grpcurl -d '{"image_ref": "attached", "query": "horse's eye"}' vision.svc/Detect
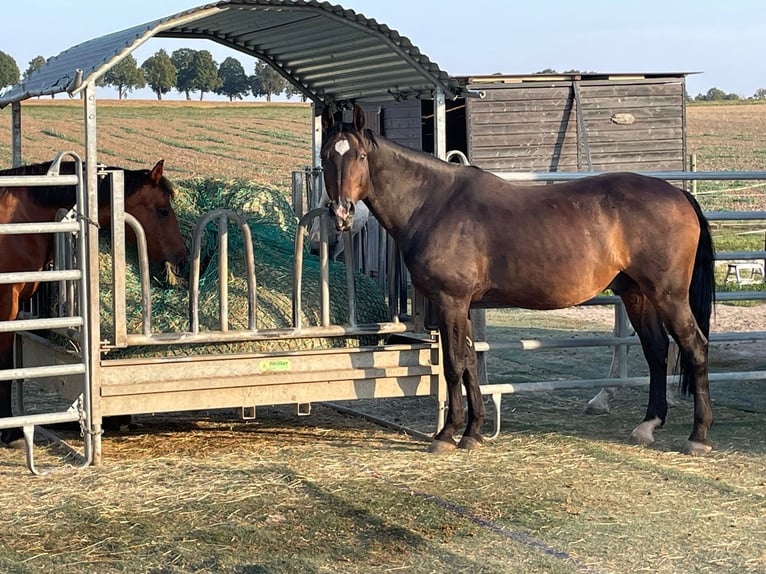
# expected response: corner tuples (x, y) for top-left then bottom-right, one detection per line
(158, 208), (170, 218)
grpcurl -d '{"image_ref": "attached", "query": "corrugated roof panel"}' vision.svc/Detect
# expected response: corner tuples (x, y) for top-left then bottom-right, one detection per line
(0, 0), (462, 108)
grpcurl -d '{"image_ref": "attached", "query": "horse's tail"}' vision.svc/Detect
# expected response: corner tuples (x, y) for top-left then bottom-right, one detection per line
(679, 189), (716, 395)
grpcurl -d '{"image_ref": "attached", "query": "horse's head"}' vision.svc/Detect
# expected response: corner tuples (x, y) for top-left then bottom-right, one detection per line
(320, 104), (373, 232)
(105, 160), (188, 280)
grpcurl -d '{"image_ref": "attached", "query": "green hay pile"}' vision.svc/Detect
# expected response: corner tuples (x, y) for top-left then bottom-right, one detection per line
(98, 179), (390, 358)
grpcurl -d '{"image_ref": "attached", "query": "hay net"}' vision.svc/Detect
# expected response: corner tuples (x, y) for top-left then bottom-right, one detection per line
(98, 179), (390, 357)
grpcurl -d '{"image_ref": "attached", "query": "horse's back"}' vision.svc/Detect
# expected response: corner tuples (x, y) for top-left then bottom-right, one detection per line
(416, 170), (703, 309)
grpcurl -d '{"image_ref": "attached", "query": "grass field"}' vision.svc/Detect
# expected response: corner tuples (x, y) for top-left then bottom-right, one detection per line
(0, 100), (765, 574)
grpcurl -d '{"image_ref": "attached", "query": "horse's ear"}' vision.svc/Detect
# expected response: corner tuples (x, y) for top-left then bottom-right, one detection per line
(150, 160), (165, 183)
(321, 105), (335, 132)
(352, 104), (365, 131)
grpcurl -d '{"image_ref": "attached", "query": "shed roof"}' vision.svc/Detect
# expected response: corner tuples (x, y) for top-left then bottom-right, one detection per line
(454, 72), (693, 87)
(0, 0), (463, 108)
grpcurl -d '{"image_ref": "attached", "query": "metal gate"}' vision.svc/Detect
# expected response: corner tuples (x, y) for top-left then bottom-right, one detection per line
(0, 152), (94, 474)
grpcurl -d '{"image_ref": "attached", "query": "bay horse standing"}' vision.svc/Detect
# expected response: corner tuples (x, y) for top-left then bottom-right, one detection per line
(0, 159), (187, 446)
(320, 105), (715, 456)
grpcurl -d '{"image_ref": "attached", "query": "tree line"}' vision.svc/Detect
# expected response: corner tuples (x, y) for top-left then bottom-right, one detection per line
(0, 48), (301, 102)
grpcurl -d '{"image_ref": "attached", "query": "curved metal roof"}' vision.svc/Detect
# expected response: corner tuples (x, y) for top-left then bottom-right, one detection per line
(0, 0), (463, 108)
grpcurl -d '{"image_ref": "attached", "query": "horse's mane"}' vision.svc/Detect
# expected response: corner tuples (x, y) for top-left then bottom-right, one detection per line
(325, 121), (469, 177)
(0, 161), (174, 207)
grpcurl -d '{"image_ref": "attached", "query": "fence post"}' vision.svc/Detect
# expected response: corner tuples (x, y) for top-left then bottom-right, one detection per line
(690, 153), (697, 195)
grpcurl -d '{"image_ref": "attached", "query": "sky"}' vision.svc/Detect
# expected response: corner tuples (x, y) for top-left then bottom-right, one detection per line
(2, 0), (765, 100)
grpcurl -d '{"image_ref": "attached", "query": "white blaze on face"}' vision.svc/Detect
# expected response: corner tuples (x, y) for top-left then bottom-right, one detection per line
(334, 139), (350, 156)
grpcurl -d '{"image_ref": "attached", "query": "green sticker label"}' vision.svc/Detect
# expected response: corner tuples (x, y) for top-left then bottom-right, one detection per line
(259, 359), (291, 372)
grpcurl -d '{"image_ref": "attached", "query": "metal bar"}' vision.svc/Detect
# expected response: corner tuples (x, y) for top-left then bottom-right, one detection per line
(343, 232), (357, 326)
(0, 363), (85, 383)
(119, 320), (410, 347)
(83, 84), (99, 465)
(110, 170), (128, 346)
(11, 101), (21, 166)
(492, 170), (766, 182)
(322, 402), (432, 442)
(0, 221), (79, 235)
(241, 218), (257, 331)
(474, 370), (766, 397)
(0, 316), (83, 333)
(291, 171), (305, 216)
(320, 212), (330, 327)
(0, 408), (82, 431)
(293, 208), (327, 330)
(475, 330), (766, 353)
(717, 251), (766, 260)
(707, 211), (766, 220)
(0, 269), (81, 284)
(219, 214), (229, 332)
(434, 89), (446, 161)
(0, 174), (80, 186)
(124, 213), (152, 336)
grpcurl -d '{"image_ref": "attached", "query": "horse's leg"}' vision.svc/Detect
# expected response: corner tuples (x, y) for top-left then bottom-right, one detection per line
(429, 298), (469, 454)
(0, 332), (23, 447)
(653, 299), (712, 455)
(0, 284), (24, 447)
(457, 314), (485, 450)
(616, 288), (670, 446)
(585, 309), (628, 415)
(584, 335), (621, 415)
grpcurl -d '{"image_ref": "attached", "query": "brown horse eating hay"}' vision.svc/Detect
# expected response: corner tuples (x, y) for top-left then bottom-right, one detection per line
(320, 104), (715, 456)
(0, 159), (187, 446)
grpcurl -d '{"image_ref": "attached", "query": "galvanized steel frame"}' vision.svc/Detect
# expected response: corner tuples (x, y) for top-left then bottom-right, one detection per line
(0, 152), (95, 474)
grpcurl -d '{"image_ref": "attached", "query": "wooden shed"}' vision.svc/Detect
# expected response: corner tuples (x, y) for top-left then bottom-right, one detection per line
(376, 72), (690, 174)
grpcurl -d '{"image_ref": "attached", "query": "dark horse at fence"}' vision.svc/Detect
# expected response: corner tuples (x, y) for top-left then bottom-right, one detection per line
(321, 105), (716, 456)
(0, 159), (187, 446)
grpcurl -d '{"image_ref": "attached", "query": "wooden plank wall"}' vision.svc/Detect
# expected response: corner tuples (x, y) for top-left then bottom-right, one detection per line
(380, 100), (422, 150)
(465, 78), (686, 173)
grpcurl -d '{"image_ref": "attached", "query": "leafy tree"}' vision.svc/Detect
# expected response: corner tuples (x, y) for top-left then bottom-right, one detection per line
(0, 50), (20, 87)
(99, 54), (145, 99)
(171, 48), (198, 100)
(284, 81), (307, 101)
(694, 87), (741, 102)
(250, 72), (264, 100)
(192, 50), (221, 101)
(142, 49), (176, 100)
(216, 57), (249, 101)
(24, 55), (47, 79)
(754, 88), (766, 100)
(252, 60), (285, 102)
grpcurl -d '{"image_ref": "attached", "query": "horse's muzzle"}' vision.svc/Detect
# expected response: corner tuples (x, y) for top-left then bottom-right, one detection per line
(331, 200), (355, 232)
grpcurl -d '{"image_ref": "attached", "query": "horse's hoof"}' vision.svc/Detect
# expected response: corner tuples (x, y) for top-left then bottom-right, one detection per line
(630, 427), (655, 446)
(630, 418), (662, 446)
(428, 439), (457, 454)
(630, 430), (654, 446)
(3, 437), (26, 450)
(584, 400), (610, 416)
(682, 440), (712, 456)
(458, 435), (484, 450)
(584, 390), (611, 415)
